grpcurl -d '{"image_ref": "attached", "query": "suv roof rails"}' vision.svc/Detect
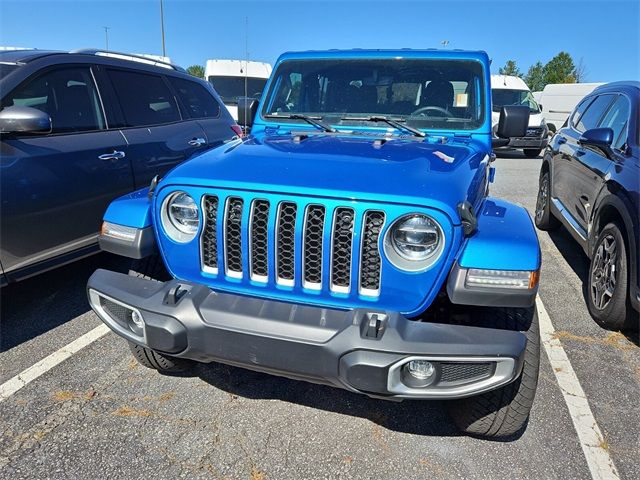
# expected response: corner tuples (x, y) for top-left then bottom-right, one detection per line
(69, 49), (186, 72)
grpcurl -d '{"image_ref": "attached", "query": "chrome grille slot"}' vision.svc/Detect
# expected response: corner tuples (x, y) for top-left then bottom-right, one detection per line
(224, 197), (244, 277)
(276, 202), (297, 285)
(201, 195), (219, 273)
(250, 199), (270, 281)
(331, 207), (355, 292)
(303, 205), (326, 289)
(359, 211), (385, 295)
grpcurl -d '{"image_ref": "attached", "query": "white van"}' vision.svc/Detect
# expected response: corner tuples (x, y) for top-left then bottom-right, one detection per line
(491, 75), (548, 158)
(205, 59), (272, 121)
(536, 83), (604, 132)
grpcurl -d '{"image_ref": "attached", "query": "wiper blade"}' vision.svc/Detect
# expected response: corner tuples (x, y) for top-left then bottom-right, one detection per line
(264, 113), (337, 133)
(341, 116), (427, 138)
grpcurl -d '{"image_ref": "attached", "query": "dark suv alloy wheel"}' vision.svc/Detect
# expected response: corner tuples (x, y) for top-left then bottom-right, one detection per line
(534, 172), (559, 230)
(587, 222), (637, 331)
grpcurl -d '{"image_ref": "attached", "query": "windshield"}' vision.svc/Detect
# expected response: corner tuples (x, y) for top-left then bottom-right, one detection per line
(261, 58), (486, 131)
(208, 76), (268, 105)
(492, 89), (540, 113)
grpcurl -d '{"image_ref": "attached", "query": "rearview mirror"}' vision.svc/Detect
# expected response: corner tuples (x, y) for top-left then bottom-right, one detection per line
(0, 105), (52, 134)
(237, 97), (259, 131)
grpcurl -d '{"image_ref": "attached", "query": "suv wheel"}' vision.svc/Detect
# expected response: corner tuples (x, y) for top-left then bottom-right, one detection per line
(127, 254), (192, 372)
(447, 307), (540, 439)
(587, 222), (636, 331)
(535, 171), (559, 230)
(523, 149), (542, 158)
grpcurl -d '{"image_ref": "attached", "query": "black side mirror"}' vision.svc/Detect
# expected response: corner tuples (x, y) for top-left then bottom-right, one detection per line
(492, 105), (529, 148)
(579, 127), (614, 149)
(237, 97), (259, 131)
(0, 105), (52, 134)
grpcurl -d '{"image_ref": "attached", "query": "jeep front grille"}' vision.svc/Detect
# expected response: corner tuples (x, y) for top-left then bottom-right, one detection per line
(201, 195), (385, 295)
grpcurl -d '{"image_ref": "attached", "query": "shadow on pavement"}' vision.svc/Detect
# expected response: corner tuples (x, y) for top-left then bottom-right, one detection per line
(0, 252), (129, 352)
(192, 361), (527, 441)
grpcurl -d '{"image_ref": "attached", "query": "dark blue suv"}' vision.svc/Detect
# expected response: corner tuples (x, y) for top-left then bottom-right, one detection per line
(535, 81), (640, 331)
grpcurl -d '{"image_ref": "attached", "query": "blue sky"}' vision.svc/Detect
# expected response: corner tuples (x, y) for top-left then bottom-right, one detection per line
(1, 0), (638, 82)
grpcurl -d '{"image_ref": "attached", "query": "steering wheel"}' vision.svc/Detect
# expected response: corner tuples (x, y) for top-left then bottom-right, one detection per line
(411, 106), (453, 118)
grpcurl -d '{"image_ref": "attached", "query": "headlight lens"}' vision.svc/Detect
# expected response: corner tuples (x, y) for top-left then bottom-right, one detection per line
(162, 192), (199, 242)
(384, 214), (444, 271)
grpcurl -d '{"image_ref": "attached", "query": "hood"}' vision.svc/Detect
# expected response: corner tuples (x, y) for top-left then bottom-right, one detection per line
(162, 134), (489, 222)
(491, 111), (544, 128)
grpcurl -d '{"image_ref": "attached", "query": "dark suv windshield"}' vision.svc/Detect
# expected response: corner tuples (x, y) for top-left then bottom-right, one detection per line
(261, 58), (486, 131)
(208, 76), (267, 105)
(492, 89), (540, 113)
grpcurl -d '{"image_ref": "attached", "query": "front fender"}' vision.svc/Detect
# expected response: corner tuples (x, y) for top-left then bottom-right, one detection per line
(99, 188), (156, 259)
(447, 198), (541, 308)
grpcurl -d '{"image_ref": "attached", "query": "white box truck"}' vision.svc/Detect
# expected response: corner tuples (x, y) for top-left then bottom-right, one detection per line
(536, 82), (604, 132)
(205, 59), (272, 121)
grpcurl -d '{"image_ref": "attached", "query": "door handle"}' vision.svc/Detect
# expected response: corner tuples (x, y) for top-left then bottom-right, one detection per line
(188, 137), (206, 147)
(557, 136), (567, 145)
(98, 150), (126, 161)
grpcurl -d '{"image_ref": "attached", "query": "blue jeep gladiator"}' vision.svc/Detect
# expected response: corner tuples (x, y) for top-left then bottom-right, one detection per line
(88, 49), (540, 438)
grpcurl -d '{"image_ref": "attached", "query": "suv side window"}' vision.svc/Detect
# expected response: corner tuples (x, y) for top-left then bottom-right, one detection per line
(598, 95), (630, 150)
(107, 69), (181, 127)
(168, 77), (221, 119)
(570, 98), (592, 130)
(2, 67), (105, 134)
(575, 94), (615, 133)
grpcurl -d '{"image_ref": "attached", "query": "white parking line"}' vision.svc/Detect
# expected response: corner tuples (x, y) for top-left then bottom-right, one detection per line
(0, 324), (110, 403)
(536, 298), (620, 480)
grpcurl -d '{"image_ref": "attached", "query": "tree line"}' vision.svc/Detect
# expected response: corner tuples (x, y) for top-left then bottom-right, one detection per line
(497, 52), (587, 91)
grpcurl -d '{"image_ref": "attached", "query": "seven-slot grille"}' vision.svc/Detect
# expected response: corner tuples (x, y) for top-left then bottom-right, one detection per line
(201, 195), (385, 295)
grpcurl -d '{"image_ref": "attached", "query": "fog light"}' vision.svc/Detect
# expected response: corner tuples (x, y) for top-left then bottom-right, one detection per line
(130, 310), (144, 328)
(407, 360), (435, 380)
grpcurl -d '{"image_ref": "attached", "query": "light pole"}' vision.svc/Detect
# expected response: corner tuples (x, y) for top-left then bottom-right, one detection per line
(103, 26), (110, 51)
(159, 0), (166, 57)
(441, 40), (450, 48)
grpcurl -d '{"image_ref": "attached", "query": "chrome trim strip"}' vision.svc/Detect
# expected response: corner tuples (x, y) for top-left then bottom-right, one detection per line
(551, 197), (587, 241)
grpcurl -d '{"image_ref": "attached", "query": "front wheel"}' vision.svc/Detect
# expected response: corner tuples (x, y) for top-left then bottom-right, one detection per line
(535, 171), (560, 230)
(587, 222), (636, 331)
(128, 342), (191, 373)
(523, 148), (542, 158)
(447, 307), (540, 438)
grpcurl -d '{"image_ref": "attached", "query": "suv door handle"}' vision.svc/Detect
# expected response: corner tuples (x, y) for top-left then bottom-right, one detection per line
(188, 137), (206, 147)
(98, 150), (126, 161)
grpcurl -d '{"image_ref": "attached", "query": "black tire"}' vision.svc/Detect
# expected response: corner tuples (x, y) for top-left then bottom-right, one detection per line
(128, 254), (171, 282)
(127, 255), (191, 372)
(523, 148), (542, 158)
(587, 222), (637, 331)
(447, 307), (540, 439)
(535, 171), (560, 230)
(128, 341), (191, 373)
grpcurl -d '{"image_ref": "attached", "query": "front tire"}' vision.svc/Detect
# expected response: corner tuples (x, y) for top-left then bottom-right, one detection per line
(523, 148), (542, 158)
(127, 254), (192, 372)
(447, 307), (540, 439)
(587, 222), (636, 331)
(535, 171), (560, 230)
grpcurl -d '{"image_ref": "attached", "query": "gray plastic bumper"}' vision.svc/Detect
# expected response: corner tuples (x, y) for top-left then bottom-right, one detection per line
(87, 269), (528, 400)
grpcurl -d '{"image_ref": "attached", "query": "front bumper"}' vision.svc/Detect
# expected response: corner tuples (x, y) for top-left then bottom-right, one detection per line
(87, 269), (527, 400)
(508, 136), (549, 148)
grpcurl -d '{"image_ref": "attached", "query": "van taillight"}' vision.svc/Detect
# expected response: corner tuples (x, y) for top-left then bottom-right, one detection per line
(231, 125), (243, 138)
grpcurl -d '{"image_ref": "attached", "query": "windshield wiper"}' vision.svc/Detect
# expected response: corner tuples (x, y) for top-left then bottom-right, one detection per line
(340, 116), (427, 138)
(264, 113), (337, 133)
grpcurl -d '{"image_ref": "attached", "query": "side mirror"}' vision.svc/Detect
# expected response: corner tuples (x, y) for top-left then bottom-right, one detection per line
(0, 105), (52, 134)
(237, 97), (259, 131)
(579, 127), (614, 150)
(496, 105), (529, 139)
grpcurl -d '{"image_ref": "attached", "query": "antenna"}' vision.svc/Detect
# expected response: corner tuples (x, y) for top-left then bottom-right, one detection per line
(160, 0), (166, 57)
(103, 26), (110, 51)
(244, 16), (249, 131)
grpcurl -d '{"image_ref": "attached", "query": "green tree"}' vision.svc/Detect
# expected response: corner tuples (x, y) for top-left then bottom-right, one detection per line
(542, 52), (576, 85)
(186, 65), (205, 79)
(498, 60), (522, 77)
(524, 61), (545, 91)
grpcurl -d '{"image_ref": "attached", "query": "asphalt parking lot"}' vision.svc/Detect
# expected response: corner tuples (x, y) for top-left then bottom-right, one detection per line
(1, 152), (638, 480)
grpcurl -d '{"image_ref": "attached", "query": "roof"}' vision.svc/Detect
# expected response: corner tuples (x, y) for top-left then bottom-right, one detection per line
(275, 48), (490, 64)
(593, 81), (640, 92)
(490, 75), (529, 90)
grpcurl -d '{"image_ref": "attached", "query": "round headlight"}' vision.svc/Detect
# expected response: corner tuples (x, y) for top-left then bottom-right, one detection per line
(384, 214), (444, 271)
(162, 192), (199, 243)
